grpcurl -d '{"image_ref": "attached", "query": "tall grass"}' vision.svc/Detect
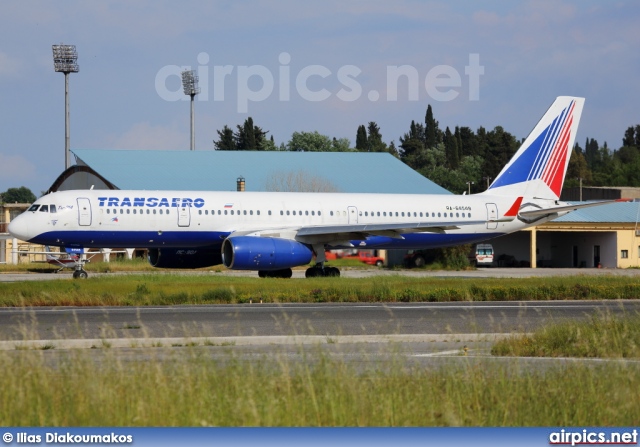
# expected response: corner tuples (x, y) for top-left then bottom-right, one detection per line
(0, 346), (637, 426)
(0, 274), (639, 306)
(492, 314), (640, 358)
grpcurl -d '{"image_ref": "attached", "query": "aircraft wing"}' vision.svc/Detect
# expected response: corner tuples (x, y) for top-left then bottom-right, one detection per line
(294, 219), (487, 242)
(519, 199), (632, 219)
(11, 250), (76, 257)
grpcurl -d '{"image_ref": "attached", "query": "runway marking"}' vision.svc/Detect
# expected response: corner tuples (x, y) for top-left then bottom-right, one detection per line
(412, 349), (467, 357)
(0, 301), (633, 314)
(0, 333), (507, 351)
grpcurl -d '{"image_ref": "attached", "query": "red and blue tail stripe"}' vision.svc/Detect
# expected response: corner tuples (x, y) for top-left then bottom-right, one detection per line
(489, 98), (581, 199)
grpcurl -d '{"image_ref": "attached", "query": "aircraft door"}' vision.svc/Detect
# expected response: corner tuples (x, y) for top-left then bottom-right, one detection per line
(178, 205), (191, 227)
(485, 203), (498, 230)
(347, 206), (358, 224)
(77, 198), (92, 226)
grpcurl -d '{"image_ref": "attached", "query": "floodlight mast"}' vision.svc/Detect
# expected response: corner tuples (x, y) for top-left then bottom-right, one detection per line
(52, 44), (79, 170)
(181, 69), (200, 151)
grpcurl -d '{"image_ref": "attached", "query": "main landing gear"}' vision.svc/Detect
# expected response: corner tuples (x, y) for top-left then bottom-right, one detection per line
(304, 246), (340, 277)
(305, 264), (340, 278)
(72, 258), (89, 279)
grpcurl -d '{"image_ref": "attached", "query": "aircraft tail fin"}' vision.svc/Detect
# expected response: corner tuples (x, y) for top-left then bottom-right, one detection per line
(484, 96), (584, 200)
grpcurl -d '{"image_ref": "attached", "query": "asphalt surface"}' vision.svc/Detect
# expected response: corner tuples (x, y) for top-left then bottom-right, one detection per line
(1, 300), (638, 342)
(1, 268), (639, 370)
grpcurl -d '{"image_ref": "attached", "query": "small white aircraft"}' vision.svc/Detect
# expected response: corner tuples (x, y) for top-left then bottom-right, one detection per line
(12, 246), (92, 277)
(43, 246), (87, 275)
(9, 96), (624, 279)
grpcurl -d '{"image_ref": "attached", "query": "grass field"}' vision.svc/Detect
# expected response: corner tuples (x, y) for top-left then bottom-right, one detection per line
(0, 270), (639, 306)
(1, 263), (639, 426)
(0, 342), (637, 426)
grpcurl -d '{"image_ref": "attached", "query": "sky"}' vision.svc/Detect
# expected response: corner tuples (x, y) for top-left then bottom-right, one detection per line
(0, 0), (638, 195)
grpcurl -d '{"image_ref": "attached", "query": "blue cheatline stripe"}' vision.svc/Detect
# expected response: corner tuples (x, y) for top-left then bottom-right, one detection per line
(347, 232), (504, 249)
(28, 230), (503, 253)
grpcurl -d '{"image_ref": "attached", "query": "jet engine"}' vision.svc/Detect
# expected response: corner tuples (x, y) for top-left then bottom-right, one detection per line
(221, 236), (313, 270)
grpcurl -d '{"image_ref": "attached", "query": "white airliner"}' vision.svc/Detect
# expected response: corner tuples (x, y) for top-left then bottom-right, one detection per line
(9, 96), (622, 278)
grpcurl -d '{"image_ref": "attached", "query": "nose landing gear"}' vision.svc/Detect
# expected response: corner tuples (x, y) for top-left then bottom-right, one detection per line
(72, 269), (88, 279)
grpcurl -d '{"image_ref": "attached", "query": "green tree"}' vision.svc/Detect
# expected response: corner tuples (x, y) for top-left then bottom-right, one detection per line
(331, 137), (352, 152)
(231, 117), (268, 150)
(564, 148), (592, 188)
(287, 131), (333, 152)
(399, 120), (426, 168)
(213, 125), (236, 150)
(457, 126), (479, 157)
(215, 117), (270, 150)
(237, 117), (257, 150)
(480, 126), (518, 183)
(444, 126), (459, 169)
(425, 104), (438, 148)
(1, 186), (36, 204)
(585, 138), (599, 170)
(387, 140), (399, 158)
(366, 122), (388, 153)
(355, 125), (368, 151)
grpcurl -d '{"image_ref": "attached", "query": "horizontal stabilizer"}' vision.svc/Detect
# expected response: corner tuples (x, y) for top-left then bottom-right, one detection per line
(519, 199), (631, 219)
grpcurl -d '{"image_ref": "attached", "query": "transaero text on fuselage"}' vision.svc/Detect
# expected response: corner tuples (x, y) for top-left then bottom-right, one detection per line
(97, 197), (205, 208)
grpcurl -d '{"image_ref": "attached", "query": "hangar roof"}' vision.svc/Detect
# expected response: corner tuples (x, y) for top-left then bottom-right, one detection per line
(70, 149), (452, 195)
(554, 201), (640, 223)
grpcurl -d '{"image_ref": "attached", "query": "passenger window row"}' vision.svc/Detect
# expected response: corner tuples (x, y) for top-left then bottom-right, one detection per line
(105, 208), (170, 215)
(331, 210), (473, 219)
(195, 208), (472, 219)
(30, 204), (472, 221)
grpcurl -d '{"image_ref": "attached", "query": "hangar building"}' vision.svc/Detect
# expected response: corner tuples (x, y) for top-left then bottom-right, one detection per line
(49, 149), (451, 194)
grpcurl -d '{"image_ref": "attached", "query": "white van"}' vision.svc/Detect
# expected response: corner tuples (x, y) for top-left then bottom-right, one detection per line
(473, 244), (494, 267)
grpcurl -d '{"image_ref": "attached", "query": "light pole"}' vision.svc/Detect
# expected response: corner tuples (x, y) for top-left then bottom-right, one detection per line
(52, 44), (79, 170)
(466, 181), (474, 195)
(181, 69), (200, 151)
(579, 177), (583, 201)
(483, 176), (492, 190)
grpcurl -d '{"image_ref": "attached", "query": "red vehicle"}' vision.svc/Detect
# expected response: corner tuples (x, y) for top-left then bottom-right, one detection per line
(358, 251), (384, 267)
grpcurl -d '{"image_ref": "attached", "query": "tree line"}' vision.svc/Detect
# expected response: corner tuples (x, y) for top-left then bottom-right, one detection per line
(566, 125), (640, 188)
(213, 111), (639, 194)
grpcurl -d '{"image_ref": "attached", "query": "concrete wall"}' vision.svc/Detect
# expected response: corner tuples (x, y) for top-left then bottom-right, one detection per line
(616, 230), (640, 269)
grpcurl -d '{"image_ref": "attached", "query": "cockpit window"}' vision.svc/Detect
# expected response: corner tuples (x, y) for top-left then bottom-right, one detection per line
(39, 205), (49, 212)
(49, 205), (57, 214)
(28, 205), (40, 212)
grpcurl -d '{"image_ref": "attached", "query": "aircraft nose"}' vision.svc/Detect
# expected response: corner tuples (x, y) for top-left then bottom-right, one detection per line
(8, 216), (30, 241)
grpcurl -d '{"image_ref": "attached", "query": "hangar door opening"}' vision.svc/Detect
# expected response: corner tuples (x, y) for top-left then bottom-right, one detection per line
(540, 231), (617, 268)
